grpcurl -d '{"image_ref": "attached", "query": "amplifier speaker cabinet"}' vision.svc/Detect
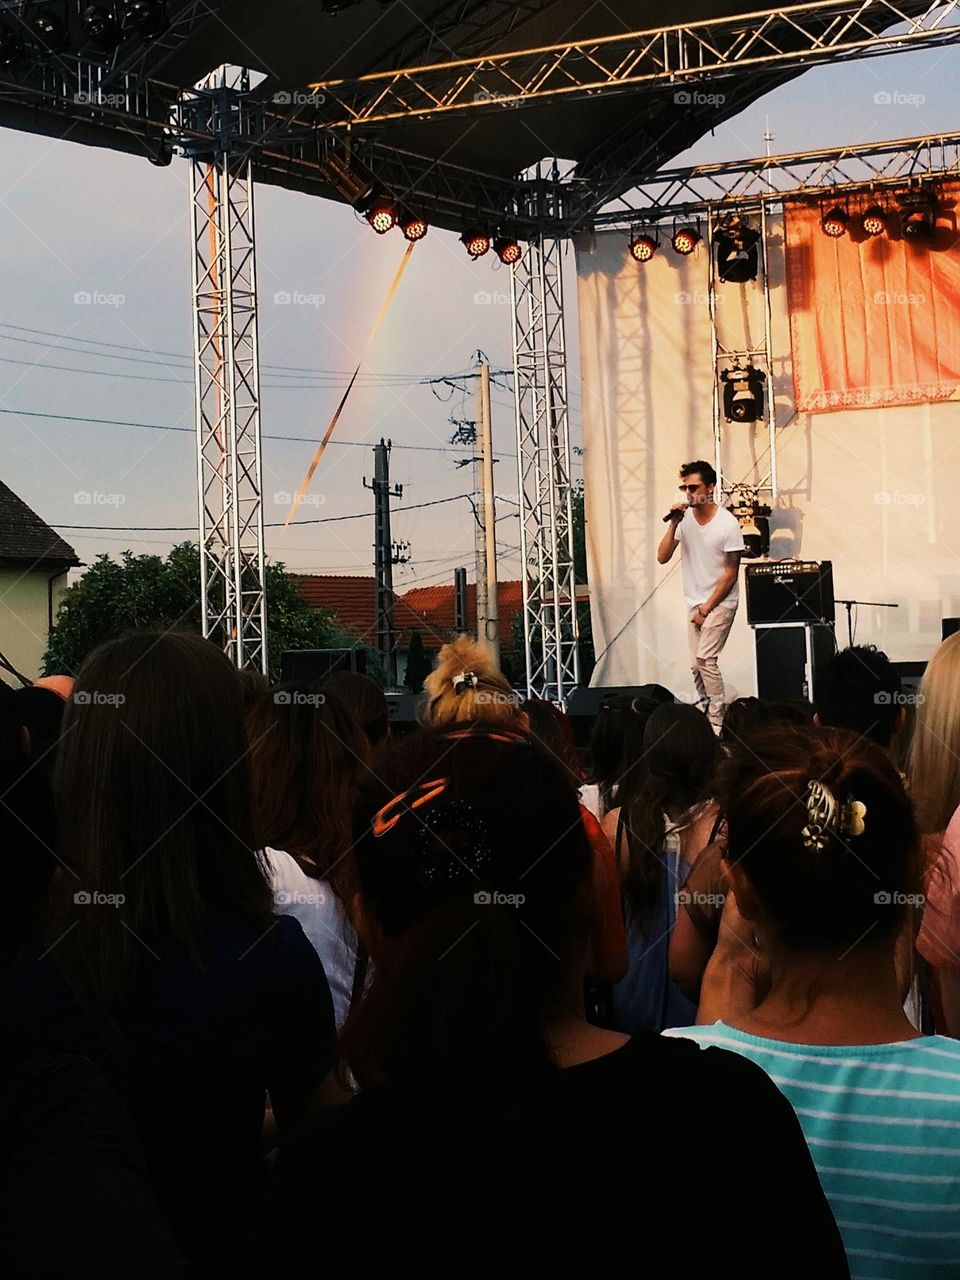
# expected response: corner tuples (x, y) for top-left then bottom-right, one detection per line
(280, 647), (367, 683)
(754, 623), (836, 703)
(746, 560), (835, 626)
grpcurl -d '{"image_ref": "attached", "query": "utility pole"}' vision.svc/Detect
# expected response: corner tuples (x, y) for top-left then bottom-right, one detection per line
(477, 360), (500, 665)
(454, 567), (468, 633)
(363, 439), (406, 688)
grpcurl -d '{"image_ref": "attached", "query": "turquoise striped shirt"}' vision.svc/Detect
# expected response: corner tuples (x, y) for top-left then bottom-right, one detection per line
(664, 1024), (960, 1279)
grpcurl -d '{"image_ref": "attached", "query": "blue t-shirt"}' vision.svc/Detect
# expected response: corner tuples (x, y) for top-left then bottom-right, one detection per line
(666, 1022), (960, 1279)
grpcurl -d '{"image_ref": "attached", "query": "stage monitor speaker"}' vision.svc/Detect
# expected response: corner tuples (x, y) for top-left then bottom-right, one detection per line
(280, 647), (366, 684)
(943, 618), (960, 641)
(754, 624), (835, 703)
(746, 560), (835, 625)
(385, 692), (424, 734)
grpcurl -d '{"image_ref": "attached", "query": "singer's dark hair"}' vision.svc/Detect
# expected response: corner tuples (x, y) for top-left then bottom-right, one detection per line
(680, 460), (717, 487)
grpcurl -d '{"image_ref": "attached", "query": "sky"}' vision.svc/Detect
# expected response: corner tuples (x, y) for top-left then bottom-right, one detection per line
(0, 25), (957, 598)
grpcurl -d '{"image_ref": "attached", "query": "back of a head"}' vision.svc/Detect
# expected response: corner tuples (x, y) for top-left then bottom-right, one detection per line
(245, 681), (371, 893)
(815, 645), (902, 748)
(422, 635), (520, 729)
(721, 697), (813, 753)
(588, 693), (657, 806)
(11, 686), (66, 765)
(725, 725), (920, 952)
(323, 670), (389, 748)
(523, 696), (580, 787)
(56, 632), (272, 1004)
(642, 702), (719, 809)
(342, 726), (592, 1110)
(910, 632), (960, 834)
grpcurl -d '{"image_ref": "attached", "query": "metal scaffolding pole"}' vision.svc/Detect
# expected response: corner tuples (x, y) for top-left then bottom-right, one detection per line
(189, 111), (267, 672)
(512, 234), (580, 702)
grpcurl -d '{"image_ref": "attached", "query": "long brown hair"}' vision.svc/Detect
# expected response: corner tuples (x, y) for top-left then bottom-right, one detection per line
(245, 682), (371, 901)
(54, 632), (274, 1008)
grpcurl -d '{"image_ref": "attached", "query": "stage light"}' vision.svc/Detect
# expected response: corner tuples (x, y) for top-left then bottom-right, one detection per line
(727, 493), (772, 558)
(862, 205), (887, 237)
(900, 189), (937, 240)
(629, 231), (658, 263)
(0, 20), (22, 64)
(494, 235), (521, 265)
(81, 4), (122, 48)
(720, 363), (766, 423)
(672, 224), (701, 256)
(715, 213), (760, 282)
(399, 213), (428, 242)
(821, 206), (849, 238)
(31, 10), (68, 53)
(121, 0), (166, 36)
(365, 200), (397, 234)
(461, 227), (491, 259)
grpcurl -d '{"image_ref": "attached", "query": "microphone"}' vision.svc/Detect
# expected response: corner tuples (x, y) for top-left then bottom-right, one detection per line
(662, 508), (684, 524)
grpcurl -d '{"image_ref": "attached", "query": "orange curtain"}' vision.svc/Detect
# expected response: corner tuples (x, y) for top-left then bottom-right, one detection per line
(785, 185), (960, 413)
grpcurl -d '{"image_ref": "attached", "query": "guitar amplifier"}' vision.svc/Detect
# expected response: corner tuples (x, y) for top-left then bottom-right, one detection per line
(745, 560), (835, 626)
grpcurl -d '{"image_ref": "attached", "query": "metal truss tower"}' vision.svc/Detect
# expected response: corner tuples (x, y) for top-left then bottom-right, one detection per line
(189, 71), (267, 672)
(512, 232), (580, 703)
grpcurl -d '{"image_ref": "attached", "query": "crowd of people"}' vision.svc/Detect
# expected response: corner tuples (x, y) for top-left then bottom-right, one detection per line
(2, 629), (960, 1276)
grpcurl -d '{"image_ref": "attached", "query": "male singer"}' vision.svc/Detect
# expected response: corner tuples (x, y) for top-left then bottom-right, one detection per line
(657, 460), (744, 730)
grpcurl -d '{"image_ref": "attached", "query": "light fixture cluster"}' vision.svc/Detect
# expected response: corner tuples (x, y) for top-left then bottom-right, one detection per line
(628, 218), (702, 264)
(0, 2), (169, 63)
(356, 195), (430, 242)
(459, 225), (522, 264)
(820, 187), (941, 241)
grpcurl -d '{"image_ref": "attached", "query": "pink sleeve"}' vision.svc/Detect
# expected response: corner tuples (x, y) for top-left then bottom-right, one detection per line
(918, 810), (960, 971)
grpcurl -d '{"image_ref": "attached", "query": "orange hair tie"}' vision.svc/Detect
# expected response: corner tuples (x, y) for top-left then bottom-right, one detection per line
(371, 777), (449, 838)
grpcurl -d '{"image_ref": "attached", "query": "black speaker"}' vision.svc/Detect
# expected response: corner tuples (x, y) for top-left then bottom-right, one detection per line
(754, 624), (835, 702)
(943, 618), (960, 641)
(280, 647), (366, 683)
(746, 561), (835, 626)
(385, 692), (424, 734)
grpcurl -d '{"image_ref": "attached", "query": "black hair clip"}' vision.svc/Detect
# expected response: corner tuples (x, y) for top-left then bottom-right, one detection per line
(452, 670), (480, 694)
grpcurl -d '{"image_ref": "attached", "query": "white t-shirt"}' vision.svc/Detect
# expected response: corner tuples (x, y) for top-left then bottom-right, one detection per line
(263, 847), (365, 1029)
(674, 506), (745, 610)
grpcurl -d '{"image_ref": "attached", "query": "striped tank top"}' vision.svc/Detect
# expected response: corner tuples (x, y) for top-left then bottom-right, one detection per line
(664, 1023), (960, 1279)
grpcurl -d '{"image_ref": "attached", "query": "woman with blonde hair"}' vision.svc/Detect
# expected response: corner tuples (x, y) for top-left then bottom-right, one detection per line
(909, 632), (960, 1034)
(422, 635), (524, 729)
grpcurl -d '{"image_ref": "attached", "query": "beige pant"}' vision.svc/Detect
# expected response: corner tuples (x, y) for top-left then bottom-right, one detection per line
(687, 605), (737, 729)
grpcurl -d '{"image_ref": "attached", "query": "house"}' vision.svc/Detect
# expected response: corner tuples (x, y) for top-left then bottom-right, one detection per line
(0, 480), (79, 686)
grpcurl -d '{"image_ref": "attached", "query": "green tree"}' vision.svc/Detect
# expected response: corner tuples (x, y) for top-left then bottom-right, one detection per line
(403, 630), (433, 692)
(43, 542), (380, 683)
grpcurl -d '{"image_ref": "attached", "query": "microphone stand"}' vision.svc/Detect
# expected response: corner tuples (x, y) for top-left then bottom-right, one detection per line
(834, 599), (899, 648)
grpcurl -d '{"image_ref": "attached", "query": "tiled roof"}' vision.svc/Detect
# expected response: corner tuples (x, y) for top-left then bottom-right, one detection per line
(399, 581), (524, 651)
(292, 574), (429, 649)
(0, 480), (79, 568)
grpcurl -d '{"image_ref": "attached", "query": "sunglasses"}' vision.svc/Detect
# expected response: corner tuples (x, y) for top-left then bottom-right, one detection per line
(678, 483), (703, 492)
